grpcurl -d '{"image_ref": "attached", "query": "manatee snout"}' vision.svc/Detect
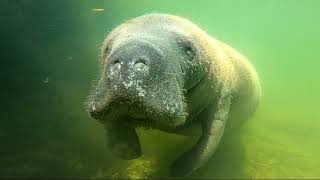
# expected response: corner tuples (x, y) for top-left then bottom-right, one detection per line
(88, 35), (188, 128)
(89, 39), (159, 119)
(106, 38), (163, 83)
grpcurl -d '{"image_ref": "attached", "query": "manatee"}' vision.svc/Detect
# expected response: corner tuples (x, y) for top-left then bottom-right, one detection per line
(87, 13), (261, 177)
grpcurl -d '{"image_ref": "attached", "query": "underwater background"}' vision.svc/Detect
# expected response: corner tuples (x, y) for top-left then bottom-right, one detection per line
(1, 0), (320, 178)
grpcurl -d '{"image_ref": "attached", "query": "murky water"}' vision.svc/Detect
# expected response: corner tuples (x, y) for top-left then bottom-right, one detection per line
(1, 0), (320, 178)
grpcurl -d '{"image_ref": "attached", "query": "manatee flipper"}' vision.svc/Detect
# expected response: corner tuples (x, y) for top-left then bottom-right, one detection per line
(171, 91), (231, 176)
(104, 122), (141, 159)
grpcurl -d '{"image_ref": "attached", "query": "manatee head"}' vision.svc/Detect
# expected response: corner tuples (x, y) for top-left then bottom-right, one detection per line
(87, 14), (210, 130)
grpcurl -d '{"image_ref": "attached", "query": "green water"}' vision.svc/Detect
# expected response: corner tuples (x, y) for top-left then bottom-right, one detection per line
(1, 0), (320, 178)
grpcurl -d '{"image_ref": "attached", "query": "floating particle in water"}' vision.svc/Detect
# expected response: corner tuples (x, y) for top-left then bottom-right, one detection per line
(66, 56), (73, 61)
(92, 8), (105, 13)
(48, 24), (56, 30)
(42, 77), (49, 83)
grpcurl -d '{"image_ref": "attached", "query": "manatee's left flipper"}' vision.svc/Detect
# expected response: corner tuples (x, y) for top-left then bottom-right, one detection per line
(171, 92), (231, 177)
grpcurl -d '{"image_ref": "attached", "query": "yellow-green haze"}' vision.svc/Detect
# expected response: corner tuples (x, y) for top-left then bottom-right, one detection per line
(1, 0), (319, 178)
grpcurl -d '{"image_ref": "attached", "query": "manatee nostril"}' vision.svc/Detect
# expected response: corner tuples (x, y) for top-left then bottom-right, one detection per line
(112, 59), (120, 65)
(134, 57), (148, 71)
(135, 57), (147, 65)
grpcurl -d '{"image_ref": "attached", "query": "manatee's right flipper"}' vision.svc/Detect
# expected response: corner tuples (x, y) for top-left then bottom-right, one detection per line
(104, 122), (141, 159)
(170, 90), (232, 176)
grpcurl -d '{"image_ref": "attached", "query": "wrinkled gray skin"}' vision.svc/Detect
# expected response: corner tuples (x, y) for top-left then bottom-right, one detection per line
(87, 13), (261, 177)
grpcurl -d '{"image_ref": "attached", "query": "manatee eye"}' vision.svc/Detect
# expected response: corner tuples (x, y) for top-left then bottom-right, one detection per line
(104, 46), (112, 56)
(101, 45), (112, 64)
(184, 45), (195, 61)
(177, 38), (196, 61)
